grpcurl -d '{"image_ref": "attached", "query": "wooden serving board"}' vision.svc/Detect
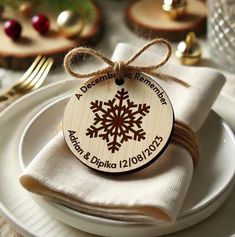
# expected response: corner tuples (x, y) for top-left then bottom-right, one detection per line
(0, 0), (102, 70)
(125, 0), (207, 41)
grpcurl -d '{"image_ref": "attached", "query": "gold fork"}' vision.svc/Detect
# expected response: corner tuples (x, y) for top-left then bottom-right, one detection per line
(0, 55), (54, 112)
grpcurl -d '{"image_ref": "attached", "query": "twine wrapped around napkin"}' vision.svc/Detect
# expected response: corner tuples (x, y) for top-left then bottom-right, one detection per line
(20, 42), (225, 224)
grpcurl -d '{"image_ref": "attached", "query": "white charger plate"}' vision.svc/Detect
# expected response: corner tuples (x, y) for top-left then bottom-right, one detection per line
(213, 92), (235, 130)
(0, 79), (234, 237)
(19, 93), (235, 236)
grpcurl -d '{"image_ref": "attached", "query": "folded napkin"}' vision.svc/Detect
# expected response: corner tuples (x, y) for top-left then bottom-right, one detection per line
(20, 43), (225, 224)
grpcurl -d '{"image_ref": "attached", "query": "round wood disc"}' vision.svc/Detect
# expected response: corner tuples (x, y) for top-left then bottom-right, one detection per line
(63, 71), (174, 174)
(0, 0), (102, 70)
(125, 0), (207, 41)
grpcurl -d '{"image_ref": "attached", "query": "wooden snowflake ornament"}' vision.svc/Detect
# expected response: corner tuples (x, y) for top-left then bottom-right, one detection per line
(63, 72), (174, 174)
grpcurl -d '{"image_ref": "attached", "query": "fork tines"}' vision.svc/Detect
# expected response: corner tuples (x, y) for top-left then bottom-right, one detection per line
(14, 55), (54, 92)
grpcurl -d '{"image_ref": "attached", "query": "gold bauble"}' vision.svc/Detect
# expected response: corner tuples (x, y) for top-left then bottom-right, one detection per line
(175, 32), (202, 65)
(162, 0), (187, 20)
(19, 2), (33, 17)
(57, 10), (84, 38)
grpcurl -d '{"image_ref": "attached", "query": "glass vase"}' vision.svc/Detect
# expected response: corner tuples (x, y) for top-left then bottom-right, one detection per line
(208, 0), (235, 72)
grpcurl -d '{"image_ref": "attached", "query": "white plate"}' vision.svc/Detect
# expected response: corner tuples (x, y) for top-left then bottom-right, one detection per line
(19, 95), (235, 236)
(213, 92), (235, 130)
(0, 80), (235, 237)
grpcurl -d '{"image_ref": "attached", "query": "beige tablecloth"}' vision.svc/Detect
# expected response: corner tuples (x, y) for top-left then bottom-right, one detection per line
(0, 219), (21, 237)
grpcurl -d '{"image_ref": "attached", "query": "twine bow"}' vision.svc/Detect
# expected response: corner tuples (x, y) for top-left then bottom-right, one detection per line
(64, 38), (189, 87)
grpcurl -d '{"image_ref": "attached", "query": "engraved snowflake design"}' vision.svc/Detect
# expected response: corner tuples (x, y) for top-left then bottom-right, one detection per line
(86, 88), (151, 153)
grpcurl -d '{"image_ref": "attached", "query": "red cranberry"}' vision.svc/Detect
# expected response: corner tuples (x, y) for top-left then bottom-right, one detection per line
(4, 20), (22, 40)
(32, 14), (50, 35)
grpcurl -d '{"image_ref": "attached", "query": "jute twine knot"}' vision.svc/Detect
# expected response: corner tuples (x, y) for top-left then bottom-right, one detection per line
(113, 61), (125, 76)
(63, 38), (199, 168)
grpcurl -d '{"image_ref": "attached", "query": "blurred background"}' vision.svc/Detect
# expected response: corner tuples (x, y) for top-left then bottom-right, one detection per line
(0, 0), (234, 124)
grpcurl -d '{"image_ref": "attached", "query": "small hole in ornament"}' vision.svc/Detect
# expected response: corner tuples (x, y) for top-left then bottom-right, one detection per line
(115, 78), (124, 86)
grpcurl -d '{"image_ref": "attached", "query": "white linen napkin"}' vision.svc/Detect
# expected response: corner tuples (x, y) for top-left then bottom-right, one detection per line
(20, 43), (225, 224)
